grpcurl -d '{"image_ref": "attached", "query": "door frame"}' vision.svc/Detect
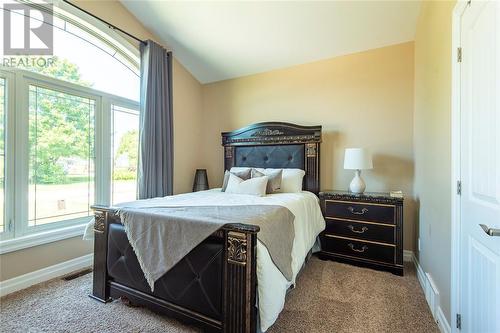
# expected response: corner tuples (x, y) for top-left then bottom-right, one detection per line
(450, 1), (471, 332)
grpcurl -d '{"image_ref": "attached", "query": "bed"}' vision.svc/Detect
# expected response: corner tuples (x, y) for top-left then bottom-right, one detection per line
(89, 122), (324, 332)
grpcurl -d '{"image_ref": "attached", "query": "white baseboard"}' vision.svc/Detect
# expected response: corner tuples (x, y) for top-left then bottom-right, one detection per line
(403, 250), (413, 262)
(436, 306), (452, 333)
(407, 251), (451, 333)
(0, 253), (93, 297)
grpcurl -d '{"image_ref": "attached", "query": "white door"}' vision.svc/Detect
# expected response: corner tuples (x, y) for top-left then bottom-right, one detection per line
(460, 1), (500, 332)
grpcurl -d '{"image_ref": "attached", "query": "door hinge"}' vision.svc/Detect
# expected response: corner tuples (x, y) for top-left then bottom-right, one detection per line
(457, 180), (462, 195)
(456, 313), (462, 330)
(457, 47), (462, 63)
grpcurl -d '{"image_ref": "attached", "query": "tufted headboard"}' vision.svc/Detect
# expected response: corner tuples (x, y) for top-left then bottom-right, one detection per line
(221, 122), (321, 193)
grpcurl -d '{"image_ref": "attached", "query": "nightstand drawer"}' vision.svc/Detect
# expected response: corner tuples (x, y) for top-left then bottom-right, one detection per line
(324, 200), (395, 224)
(321, 235), (395, 264)
(325, 218), (395, 244)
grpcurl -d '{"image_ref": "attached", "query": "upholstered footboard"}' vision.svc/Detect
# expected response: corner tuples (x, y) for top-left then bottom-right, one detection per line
(90, 205), (259, 333)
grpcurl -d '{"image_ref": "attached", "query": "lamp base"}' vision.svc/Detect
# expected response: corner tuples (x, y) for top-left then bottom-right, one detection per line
(349, 170), (366, 194)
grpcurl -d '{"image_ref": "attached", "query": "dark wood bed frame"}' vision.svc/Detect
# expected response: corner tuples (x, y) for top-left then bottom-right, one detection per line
(90, 122), (321, 333)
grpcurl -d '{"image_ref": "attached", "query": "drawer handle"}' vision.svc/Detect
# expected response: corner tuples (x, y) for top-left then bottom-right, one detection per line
(348, 206), (368, 215)
(348, 243), (368, 253)
(348, 225), (368, 234)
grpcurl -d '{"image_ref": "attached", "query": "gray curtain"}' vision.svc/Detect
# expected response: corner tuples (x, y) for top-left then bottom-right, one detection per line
(138, 40), (173, 199)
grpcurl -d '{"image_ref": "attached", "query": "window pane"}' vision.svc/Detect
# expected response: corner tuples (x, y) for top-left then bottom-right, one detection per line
(0, 78), (5, 233)
(112, 105), (139, 205)
(28, 85), (95, 226)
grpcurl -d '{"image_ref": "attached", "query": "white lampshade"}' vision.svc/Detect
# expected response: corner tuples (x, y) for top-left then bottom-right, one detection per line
(344, 148), (373, 170)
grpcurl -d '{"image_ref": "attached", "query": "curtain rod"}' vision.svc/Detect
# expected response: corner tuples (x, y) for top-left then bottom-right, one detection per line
(62, 0), (147, 45)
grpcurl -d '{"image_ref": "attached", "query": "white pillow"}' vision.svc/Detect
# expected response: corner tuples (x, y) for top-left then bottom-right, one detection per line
(252, 168), (305, 193)
(229, 167), (252, 173)
(225, 173), (269, 196)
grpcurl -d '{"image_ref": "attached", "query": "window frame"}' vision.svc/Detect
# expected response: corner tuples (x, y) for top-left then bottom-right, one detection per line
(110, 102), (141, 206)
(22, 72), (102, 235)
(0, 67), (139, 254)
(0, 71), (15, 242)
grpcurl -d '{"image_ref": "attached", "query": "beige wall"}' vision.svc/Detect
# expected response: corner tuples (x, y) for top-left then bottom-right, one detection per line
(202, 42), (416, 251)
(414, 0), (455, 323)
(0, 236), (92, 281)
(0, 0), (204, 282)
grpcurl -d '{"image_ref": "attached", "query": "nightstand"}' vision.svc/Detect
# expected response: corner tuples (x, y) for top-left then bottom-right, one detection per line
(318, 190), (404, 276)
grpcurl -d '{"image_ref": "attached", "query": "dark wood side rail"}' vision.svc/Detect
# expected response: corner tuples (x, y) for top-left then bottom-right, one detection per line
(89, 205), (259, 333)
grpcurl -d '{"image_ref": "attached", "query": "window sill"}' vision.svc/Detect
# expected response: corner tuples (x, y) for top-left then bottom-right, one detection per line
(0, 224), (88, 255)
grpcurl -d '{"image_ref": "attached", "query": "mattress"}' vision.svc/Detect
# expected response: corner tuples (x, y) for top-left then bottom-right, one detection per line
(84, 189), (325, 331)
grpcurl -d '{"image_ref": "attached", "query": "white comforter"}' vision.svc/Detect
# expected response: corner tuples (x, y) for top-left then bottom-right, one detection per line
(84, 189), (325, 331)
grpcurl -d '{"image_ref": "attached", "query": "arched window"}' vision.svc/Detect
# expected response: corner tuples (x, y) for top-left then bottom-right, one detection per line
(4, 0), (140, 100)
(0, 1), (141, 249)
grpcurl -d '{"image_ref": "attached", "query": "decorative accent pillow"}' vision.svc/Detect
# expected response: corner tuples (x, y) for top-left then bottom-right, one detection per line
(251, 168), (282, 194)
(225, 173), (268, 196)
(252, 168), (305, 193)
(280, 168), (305, 193)
(221, 168), (251, 191)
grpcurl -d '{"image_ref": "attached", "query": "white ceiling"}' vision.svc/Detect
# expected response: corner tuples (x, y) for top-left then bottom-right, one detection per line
(121, 1), (421, 84)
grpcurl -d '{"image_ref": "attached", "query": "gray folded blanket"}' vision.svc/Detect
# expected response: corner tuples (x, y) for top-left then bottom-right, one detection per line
(118, 204), (295, 291)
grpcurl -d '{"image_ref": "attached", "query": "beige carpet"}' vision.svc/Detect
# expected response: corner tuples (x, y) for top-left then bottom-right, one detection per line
(0, 257), (438, 333)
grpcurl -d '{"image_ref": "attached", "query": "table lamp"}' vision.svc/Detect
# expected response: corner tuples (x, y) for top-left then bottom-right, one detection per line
(344, 148), (373, 194)
(192, 169), (209, 192)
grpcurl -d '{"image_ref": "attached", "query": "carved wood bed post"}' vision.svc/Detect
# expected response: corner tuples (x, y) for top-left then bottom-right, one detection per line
(222, 224), (259, 333)
(89, 207), (111, 303)
(224, 146), (235, 171)
(305, 142), (320, 193)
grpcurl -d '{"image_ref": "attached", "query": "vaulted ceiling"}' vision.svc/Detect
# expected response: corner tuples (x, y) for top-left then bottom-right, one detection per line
(121, 1), (421, 83)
